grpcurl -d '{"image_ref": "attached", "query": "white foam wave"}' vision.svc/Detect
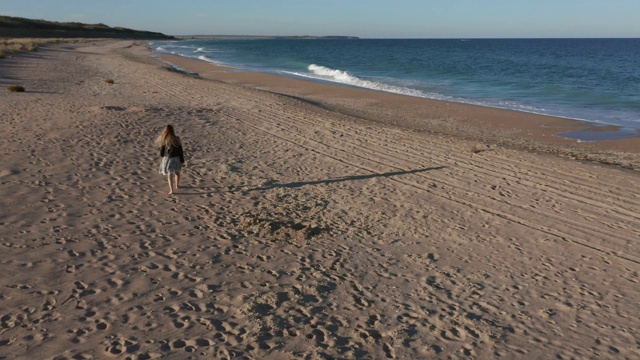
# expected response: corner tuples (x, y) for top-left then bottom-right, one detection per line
(196, 55), (221, 65)
(308, 65), (365, 86)
(301, 64), (429, 98)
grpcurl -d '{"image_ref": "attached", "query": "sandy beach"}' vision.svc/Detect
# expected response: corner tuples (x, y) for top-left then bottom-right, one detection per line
(1, 40), (639, 359)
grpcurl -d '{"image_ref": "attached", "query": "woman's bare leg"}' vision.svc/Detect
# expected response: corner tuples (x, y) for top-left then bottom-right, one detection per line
(175, 171), (181, 189)
(167, 173), (174, 194)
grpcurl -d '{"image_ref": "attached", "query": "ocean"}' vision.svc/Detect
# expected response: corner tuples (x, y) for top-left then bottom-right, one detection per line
(150, 38), (640, 141)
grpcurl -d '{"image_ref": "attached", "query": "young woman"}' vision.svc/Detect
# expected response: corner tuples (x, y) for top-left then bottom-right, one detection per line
(155, 125), (185, 195)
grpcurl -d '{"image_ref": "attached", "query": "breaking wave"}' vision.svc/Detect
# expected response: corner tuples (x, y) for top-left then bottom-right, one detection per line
(299, 64), (428, 98)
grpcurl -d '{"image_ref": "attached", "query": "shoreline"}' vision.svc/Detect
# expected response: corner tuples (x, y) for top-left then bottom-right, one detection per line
(151, 49), (640, 165)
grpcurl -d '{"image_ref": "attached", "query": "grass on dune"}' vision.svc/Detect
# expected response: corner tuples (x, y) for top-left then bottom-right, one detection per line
(0, 38), (96, 59)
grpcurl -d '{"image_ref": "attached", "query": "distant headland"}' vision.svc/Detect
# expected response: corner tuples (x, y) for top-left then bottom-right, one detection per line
(0, 15), (175, 39)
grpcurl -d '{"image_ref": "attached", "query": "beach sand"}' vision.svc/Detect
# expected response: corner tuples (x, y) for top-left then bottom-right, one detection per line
(1, 40), (639, 359)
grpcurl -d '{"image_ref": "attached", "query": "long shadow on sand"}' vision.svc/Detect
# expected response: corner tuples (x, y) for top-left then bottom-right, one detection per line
(169, 185), (218, 196)
(248, 166), (447, 192)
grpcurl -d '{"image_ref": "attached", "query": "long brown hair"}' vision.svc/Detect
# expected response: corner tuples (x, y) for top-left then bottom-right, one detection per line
(155, 125), (181, 148)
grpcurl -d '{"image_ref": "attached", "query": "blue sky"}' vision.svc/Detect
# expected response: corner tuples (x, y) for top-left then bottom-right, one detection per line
(2, 0), (639, 38)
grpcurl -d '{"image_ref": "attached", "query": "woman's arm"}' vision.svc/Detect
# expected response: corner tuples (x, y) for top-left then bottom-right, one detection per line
(178, 146), (185, 164)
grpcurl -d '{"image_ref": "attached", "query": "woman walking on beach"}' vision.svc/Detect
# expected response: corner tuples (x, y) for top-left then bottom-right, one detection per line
(156, 125), (185, 195)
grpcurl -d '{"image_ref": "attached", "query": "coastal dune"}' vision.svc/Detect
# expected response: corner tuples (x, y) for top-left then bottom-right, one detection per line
(1, 41), (639, 359)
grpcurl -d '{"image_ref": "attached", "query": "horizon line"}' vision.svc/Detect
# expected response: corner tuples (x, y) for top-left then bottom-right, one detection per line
(171, 35), (640, 40)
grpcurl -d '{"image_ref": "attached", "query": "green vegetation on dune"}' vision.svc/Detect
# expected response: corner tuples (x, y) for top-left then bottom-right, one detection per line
(0, 15), (175, 39)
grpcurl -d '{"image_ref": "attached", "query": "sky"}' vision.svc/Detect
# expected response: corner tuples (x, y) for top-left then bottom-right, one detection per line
(1, 0), (639, 38)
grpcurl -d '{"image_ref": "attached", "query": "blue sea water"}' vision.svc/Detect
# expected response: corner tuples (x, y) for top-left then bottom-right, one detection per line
(150, 38), (640, 141)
